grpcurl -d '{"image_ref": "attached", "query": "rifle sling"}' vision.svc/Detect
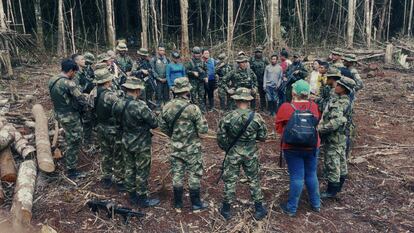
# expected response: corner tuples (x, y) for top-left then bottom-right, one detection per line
(225, 111), (255, 154)
(169, 103), (191, 134)
(49, 76), (65, 93)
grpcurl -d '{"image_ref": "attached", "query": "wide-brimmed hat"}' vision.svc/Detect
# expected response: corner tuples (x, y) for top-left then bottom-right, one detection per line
(116, 42), (128, 51)
(96, 53), (111, 63)
(172, 77), (192, 93)
(337, 77), (356, 92)
(237, 51), (246, 56)
(83, 52), (95, 64)
(93, 69), (114, 84)
(236, 55), (249, 63)
(343, 54), (357, 62)
(171, 51), (180, 59)
(331, 48), (343, 56)
(122, 77), (145, 90)
(231, 87), (254, 101)
(137, 48), (149, 56)
(326, 69), (342, 80)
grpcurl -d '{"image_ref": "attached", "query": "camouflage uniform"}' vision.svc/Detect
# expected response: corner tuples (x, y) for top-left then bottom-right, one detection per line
(49, 74), (88, 171)
(132, 48), (156, 105)
(315, 70), (341, 112)
(115, 43), (133, 73)
(151, 54), (170, 105)
(185, 47), (207, 112)
(249, 48), (269, 110)
(284, 59), (308, 102)
(215, 53), (233, 110)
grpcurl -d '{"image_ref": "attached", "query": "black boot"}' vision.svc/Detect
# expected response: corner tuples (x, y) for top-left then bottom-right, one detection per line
(129, 192), (139, 205)
(137, 194), (160, 208)
(321, 182), (340, 199)
(254, 202), (268, 220)
(173, 186), (184, 211)
(189, 188), (209, 212)
(220, 202), (231, 220)
(338, 175), (347, 192)
(101, 177), (112, 189)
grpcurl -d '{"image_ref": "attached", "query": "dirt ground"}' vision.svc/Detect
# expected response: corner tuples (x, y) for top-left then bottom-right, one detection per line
(0, 62), (413, 233)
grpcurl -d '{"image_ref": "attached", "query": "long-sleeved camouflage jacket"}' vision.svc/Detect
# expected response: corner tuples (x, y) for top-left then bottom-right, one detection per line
(223, 68), (258, 92)
(115, 55), (133, 73)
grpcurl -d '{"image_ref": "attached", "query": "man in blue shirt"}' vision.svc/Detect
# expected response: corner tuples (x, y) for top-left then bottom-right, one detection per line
(166, 51), (186, 91)
(202, 48), (217, 111)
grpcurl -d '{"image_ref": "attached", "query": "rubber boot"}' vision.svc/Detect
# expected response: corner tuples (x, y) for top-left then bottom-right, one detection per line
(173, 186), (184, 211)
(254, 202), (268, 220)
(320, 182), (340, 199)
(129, 192), (139, 205)
(101, 177), (112, 189)
(137, 194), (160, 208)
(338, 175), (347, 192)
(190, 189), (209, 212)
(220, 202), (231, 220)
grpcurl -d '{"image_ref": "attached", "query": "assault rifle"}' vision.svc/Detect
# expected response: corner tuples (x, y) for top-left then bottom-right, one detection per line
(87, 199), (145, 224)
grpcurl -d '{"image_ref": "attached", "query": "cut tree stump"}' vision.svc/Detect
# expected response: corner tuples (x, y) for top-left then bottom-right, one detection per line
(10, 160), (37, 228)
(32, 104), (55, 173)
(0, 147), (17, 182)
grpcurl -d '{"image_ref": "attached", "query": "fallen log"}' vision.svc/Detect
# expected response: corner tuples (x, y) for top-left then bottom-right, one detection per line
(13, 131), (36, 159)
(32, 104), (55, 173)
(0, 147), (17, 182)
(51, 120), (62, 159)
(0, 181), (4, 204)
(10, 160), (37, 227)
(0, 125), (15, 151)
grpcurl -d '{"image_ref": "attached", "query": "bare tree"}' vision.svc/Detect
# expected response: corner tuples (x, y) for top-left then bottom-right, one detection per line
(295, 0), (305, 45)
(105, 0), (115, 48)
(347, 0), (356, 48)
(150, 0), (159, 48)
(140, 0), (148, 48)
(227, 0), (233, 57)
(269, 0), (282, 50)
(0, 0), (7, 30)
(33, 0), (45, 50)
(180, 0), (189, 57)
(409, 0), (414, 36)
(57, 0), (66, 56)
(365, 0), (374, 48)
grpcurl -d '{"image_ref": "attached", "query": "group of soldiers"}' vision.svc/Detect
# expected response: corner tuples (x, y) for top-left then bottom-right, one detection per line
(48, 43), (363, 220)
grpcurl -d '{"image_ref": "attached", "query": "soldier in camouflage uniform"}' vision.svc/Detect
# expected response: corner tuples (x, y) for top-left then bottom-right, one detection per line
(318, 77), (356, 198)
(249, 46), (269, 111)
(115, 77), (159, 207)
(215, 53), (233, 110)
(223, 55), (258, 109)
(342, 54), (364, 92)
(115, 42), (133, 74)
(131, 48), (157, 106)
(151, 45), (170, 107)
(284, 53), (309, 103)
(159, 78), (209, 212)
(93, 69), (126, 191)
(185, 47), (208, 113)
(315, 69), (341, 112)
(329, 48), (345, 69)
(217, 87), (268, 220)
(49, 59), (88, 179)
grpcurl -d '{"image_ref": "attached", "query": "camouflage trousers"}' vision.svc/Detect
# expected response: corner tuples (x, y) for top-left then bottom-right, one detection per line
(81, 110), (95, 144)
(96, 124), (124, 183)
(222, 153), (264, 203)
(123, 144), (152, 195)
(190, 79), (206, 112)
(170, 153), (203, 189)
(218, 87), (229, 111)
(322, 138), (348, 183)
(57, 112), (83, 170)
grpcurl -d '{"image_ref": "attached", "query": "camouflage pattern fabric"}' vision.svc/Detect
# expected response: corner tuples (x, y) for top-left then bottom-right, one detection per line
(184, 58), (207, 112)
(159, 96), (208, 189)
(118, 95), (158, 195)
(349, 67), (364, 92)
(285, 62), (309, 102)
(315, 85), (334, 112)
(116, 55), (133, 72)
(217, 109), (268, 203)
(249, 57), (269, 110)
(216, 62), (233, 110)
(330, 61), (345, 69)
(318, 94), (351, 183)
(132, 58), (155, 103)
(151, 55), (170, 104)
(223, 68), (258, 109)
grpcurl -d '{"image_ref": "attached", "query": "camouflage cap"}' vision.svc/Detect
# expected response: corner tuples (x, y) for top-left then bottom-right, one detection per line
(122, 77), (145, 90)
(137, 48), (149, 56)
(337, 77), (356, 93)
(192, 46), (202, 54)
(171, 51), (180, 59)
(237, 51), (246, 56)
(94, 63), (108, 70)
(172, 77), (192, 93)
(97, 53), (111, 63)
(218, 53), (227, 60)
(254, 46), (263, 53)
(83, 52), (95, 64)
(326, 68), (342, 80)
(236, 55), (249, 63)
(331, 47), (343, 56)
(116, 42), (128, 51)
(231, 87), (254, 101)
(343, 54), (357, 62)
(93, 68), (114, 84)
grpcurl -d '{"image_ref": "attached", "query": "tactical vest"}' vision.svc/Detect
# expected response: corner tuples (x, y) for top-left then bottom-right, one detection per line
(49, 75), (77, 114)
(152, 56), (168, 78)
(250, 57), (267, 78)
(95, 88), (116, 125)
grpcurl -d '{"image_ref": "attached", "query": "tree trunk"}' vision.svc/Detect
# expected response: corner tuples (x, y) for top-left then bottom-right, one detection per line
(0, 125), (15, 151)
(409, 0), (414, 36)
(0, 147), (17, 182)
(347, 0), (356, 48)
(305, 0), (308, 46)
(295, 0), (305, 45)
(18, 0), (25, 34)
(365, 0), (374, 48)
(160, 0), (164, 42)
(269, 0), (282, 50)
(227, 0), (234, 58)
(385, 43), (393, 63)
(206, 0), (212, 42)
(0, 181), (4, 204)
(377, 0), (389, 40)
(32, 104), (55, 173)
(0, 0), (6, 30)
(150, 0), (159, 48)
(403, 0), (407, 35)
(57, 0), (66, 56)
(11, 160), (37, 228)
(386, 0), (392, 41)
(180, 0), (189, 57)
(70, 8), (76, 54)
(33, 0), (45, 51)
(105, 0), (115, 48)
(252, 0), (256, 45)
(140, 0), (149, 48)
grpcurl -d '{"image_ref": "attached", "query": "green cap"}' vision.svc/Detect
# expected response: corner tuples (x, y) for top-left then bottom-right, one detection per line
(137, 48), (149, 56)
(97, 53), (111, 63)
(292, 79), (310, 96)
(116, 42), (128, 51)
(231, 87), (254, 101)
(192, 46), (202, 54)
(326, 69), (342, 80)
(343, 54), (357, 62)
(337, 77), (356, 92)
(122, 77), (145, 90)
(172, 77), (192, 93)
(254, 46), (263, 53)
(93, 69), (114, 84)
(83, 52), (95, 64)
(236, 55), (249, 63)
(331, 48), (343, 56)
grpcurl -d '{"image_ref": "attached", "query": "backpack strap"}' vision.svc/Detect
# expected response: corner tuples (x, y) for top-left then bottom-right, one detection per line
(49, 76), (65, 93)
(225, 111), (255, 154)
(169, 102), (191, 134)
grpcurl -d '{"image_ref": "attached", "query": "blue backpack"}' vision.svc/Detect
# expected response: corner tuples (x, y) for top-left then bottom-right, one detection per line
(282, 102), (318, 147)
